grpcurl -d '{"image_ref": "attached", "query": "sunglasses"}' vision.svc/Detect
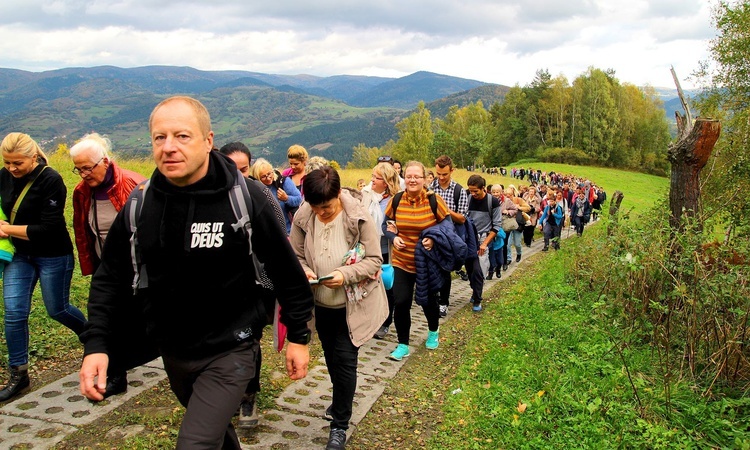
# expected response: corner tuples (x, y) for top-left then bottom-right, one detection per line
(377, 156), (393, 163)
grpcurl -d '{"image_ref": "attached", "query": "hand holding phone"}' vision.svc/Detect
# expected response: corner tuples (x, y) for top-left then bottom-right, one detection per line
(309, 275), (334, 285)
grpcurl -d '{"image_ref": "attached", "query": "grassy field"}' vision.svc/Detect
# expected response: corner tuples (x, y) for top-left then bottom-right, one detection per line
(340, 164), (668, 214)
(4, 152), (716, 449)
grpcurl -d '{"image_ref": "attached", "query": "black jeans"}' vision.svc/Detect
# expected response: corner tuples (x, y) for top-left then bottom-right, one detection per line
(380, 252), (396, 328)
(465, 257), (485, 303)
(393, 267), (440, 345)
(438, 269), (452, 307)
(315, 305), (359, 431)
(162, 341), (259, 450)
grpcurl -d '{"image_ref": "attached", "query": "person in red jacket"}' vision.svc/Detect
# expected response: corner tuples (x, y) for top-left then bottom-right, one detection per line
(71, 132), (145, 397)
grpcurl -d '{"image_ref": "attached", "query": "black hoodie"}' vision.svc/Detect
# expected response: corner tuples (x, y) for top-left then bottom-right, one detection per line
(81, 152), (313, 360)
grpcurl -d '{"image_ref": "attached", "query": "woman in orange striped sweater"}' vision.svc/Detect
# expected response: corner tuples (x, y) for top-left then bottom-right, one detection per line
(383, 161), (450, 361)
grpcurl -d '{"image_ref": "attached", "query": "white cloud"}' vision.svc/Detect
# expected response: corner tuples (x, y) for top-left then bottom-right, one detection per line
(0, 0), (713, 89)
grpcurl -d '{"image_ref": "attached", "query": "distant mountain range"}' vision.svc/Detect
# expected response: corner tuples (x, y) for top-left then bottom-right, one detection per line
(0, 65), (688, 164)
(0, 65), (504, 163)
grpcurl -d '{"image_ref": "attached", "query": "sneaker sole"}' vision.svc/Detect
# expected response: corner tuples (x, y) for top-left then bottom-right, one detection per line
(389, 353), (409, 361)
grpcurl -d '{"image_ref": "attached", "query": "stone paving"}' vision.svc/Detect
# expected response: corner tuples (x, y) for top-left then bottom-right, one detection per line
(0, 233), (555, 449)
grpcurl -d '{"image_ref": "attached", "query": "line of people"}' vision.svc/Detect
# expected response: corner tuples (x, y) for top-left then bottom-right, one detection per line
(1, 98), (606, 449)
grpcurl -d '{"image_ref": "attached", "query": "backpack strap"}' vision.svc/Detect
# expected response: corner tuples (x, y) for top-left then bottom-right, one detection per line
(391, 191), (439, 220)
(486, 193), (494, 223)
(10, 165), (47, 224)
(391, 191), (404, 218)
(428, 193), (438, 218)
(127, 179), (150, 294)
(452, 183), (463, 211)
(227, 172), (266, 287)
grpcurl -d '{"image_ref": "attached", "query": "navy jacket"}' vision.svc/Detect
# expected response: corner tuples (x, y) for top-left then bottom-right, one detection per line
(414, 218), (467, 305)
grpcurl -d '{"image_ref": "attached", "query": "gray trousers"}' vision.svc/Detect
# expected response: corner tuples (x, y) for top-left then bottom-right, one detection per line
(162, 340), (259, 450)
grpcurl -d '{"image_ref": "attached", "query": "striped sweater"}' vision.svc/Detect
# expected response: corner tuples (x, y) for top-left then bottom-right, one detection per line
(384, 190), (449, 273)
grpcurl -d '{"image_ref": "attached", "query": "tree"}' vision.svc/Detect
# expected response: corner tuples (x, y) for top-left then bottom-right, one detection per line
(571, 67), (620, 163)
(393, 101), (434, 164)
(347, 143), (382, 169)
(693, 0), (750, 238)
(487, 86), (529, 164)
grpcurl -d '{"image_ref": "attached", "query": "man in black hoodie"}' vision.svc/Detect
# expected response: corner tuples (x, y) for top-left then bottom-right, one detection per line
(78, 96), (314, 449)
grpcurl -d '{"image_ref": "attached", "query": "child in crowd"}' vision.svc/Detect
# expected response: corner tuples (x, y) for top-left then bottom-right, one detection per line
(357, 178), (366, 190)
(487, 227), (506, 280)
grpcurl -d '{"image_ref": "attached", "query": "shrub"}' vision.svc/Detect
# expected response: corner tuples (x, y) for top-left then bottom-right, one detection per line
(537, 147), (594, 166)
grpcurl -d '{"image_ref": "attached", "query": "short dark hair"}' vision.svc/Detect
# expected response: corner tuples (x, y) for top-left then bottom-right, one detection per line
(218, 142), (252, 161)
(435, 155), (453, 169)
(467, 174), (486, 189)
(302, 166), (341, 206)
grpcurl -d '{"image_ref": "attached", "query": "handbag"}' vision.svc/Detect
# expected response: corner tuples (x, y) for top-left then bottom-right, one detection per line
(515, 209), (527, 228)
(381, 263), (394, 290)
(502, 215), (519, 232)
(381, 244), (394, 290)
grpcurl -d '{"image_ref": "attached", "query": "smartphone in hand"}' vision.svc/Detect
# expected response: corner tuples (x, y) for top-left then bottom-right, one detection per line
(309, 275), (334, 285)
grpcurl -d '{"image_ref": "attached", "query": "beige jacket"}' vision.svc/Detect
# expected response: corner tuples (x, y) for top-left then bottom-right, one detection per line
(290, 189), (388, 347)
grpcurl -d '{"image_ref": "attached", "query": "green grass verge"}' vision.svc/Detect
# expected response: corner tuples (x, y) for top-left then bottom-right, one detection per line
(428, 229), (750, 449)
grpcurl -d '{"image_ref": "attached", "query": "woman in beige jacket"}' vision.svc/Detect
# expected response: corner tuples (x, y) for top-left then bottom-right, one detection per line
(290, 166), (388, 449)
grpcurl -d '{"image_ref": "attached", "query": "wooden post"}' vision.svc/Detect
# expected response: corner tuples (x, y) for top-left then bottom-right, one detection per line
(607, 190), (624, 235)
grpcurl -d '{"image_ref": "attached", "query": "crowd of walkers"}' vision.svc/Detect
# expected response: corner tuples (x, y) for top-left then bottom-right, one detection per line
(0, 97), (606, 449)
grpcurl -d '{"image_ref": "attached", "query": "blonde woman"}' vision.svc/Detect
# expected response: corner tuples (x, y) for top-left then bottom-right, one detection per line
(0, 133), (86, 402)
(251, 158), (302, 234)
(361, 162), (401, 339)
(522, 186), (542, 247)
(282, 144), (308, 192)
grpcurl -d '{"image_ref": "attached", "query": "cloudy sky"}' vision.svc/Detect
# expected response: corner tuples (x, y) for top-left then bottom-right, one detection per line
(0, 0), (714, 89)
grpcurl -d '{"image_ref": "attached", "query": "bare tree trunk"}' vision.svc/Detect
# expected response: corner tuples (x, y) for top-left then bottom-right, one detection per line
(667, 67), (721, 232)
(667, 117), (721, 231)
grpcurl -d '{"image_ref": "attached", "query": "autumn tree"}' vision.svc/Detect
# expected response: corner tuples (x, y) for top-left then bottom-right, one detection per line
(393, 101), (434, 163)
(693, 0), (750, 237)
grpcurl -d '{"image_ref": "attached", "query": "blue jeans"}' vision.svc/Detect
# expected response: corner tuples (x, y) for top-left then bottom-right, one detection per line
(507, 230), (523, 261)
(3, 253), (85, 366)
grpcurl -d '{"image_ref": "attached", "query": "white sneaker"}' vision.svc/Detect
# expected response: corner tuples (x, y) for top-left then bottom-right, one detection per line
(439, 305), (448, 317)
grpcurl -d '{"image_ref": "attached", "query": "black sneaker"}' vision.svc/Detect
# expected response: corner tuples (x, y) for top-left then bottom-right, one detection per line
(373, 325), (389, 340)
(457, 269), (469, 281)
(326, 428), (347, 450)
(238, 393), (259, 428)
(323, 404), (333, 421)
(103, 373), (128, 399)
(486, 271), (493, 280)
(502, 263), (509, 271)
(516, 255), (521, 263)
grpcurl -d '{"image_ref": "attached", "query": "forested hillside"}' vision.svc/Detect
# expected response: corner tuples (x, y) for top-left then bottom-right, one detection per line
(353, 68), (673, 176)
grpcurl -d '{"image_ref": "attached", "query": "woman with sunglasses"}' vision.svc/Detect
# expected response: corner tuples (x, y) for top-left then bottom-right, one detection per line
(0, 132), (86, 402)
(251, 158), (302, 234)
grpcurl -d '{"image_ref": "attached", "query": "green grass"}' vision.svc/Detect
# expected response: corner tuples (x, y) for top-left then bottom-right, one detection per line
(423, 229), (750, 450)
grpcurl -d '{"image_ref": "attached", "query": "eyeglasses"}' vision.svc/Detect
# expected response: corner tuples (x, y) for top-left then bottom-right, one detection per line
(404, 176), (424, 181)
(72, 158), (104, 176)
(377, 156), (393, 163)
(371, 174), (383, 181)
(260, 172), (275, 180)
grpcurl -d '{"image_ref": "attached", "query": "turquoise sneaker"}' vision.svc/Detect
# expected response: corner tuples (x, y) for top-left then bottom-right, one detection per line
(425, 330), (439, 349)
(389, 344), (410, 361)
